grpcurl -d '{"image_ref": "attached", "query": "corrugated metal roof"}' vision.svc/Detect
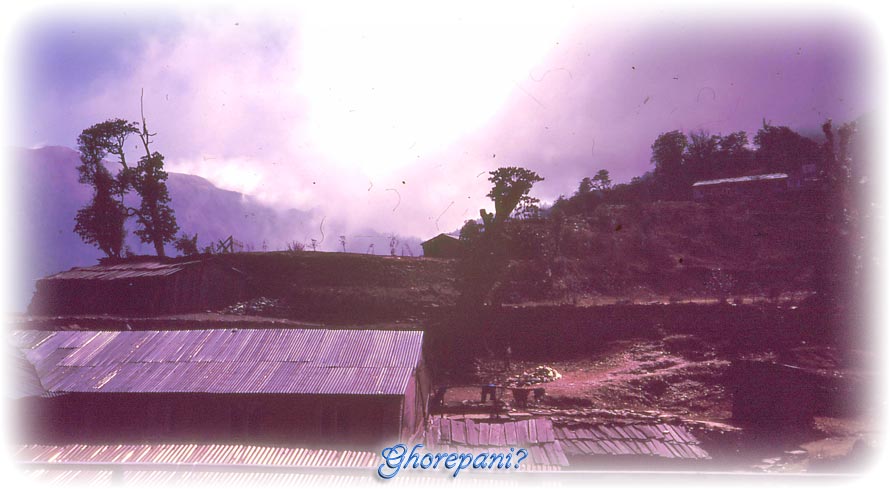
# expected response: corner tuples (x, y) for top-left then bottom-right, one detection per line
(15, 444), (378, 468)
(15, 444), (379, 486)
(692, 173), (788, 187)
(13, 329), (423, 396)
(428, 418), (567, 469)
(420, 233), (460, 246)
(44, 261), (201, 281)
(16, 444), (536, 485)
(554, 423), (710, 460)
(19, 470), (503, 486)
(10, 347), (46, 399)
(120, 472), (371, 486)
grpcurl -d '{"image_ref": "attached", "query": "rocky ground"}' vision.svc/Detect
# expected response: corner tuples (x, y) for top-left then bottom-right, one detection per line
(438, 336), (877, 473)
(464, 339), (731, 422)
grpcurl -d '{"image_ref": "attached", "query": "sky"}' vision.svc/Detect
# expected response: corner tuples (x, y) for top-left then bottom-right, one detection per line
(10, 2), (874, 244)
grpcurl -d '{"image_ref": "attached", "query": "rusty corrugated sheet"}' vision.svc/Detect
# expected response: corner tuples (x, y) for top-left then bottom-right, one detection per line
(15, 444), (378, 468)
(428, 418), (567, 469)
(11, 347), (45, 399)
(554, 423), (710, 460)
(13, 329), (423, 396)
(20, 470), (528, 486)
(692, 172), (788, 187)
(44, 261), (199, 281)
(16, 445), (544, 484)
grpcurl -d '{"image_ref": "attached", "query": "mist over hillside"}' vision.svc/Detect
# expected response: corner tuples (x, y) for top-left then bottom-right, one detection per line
(14, 146), (423, 310)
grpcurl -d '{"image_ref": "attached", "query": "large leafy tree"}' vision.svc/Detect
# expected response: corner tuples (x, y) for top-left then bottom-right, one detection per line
(715, 131), (753, 176)
(131, 150), (179, 256)
(753, 123), (820, 173)
(457, 166), (544, 308)
(577, 177), (594, 196)
(132, 93), (179, 256)
(73, 152), (127, 258)
(591, 169), (612, 191)
(486, 166), (544, 225)
(650, 130), (688, 199)
(684, 130), (720, 181)
(130, 96), (179, 257)
(72, 119), (139, 258)
(72, 95), (179, 258)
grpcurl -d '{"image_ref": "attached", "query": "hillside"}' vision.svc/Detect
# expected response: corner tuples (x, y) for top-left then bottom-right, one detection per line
(14, 146), (423, 311)
(214, 251), (458, 323)
(18, 195), (828, 323)
(497, 194), (828, 304)
(200, 196), (828, 322)
(16, 145), (311, 284)
(17, 146), (834, 316)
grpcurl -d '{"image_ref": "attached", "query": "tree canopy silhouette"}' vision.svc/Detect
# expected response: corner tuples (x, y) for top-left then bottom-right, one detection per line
(131, 93), (179, 257)
(457, 166), (544, 309)
(754, 123), (820, 173)
(72, 95), (179, 258)
(650, 130), (687, 199)
(485, 166), (544, 225)
(73, 156), (127, 259)
(73, 119), (139, 258)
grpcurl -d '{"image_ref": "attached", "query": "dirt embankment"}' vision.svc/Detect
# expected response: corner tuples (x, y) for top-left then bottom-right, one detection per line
(423, 301), (857, 372)
(213, 251), (459, 323)
(498, 196), (832, 303)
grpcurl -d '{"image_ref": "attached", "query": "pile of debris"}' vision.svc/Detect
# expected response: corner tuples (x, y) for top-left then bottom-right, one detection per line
(505, 365), (562, 387)
(221, 297), (283, 316)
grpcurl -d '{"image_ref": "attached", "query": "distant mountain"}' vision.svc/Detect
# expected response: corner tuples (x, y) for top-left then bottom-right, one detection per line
(15, 146), (318, 309)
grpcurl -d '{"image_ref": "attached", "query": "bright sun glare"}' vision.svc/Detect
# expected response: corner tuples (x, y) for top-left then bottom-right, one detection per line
(296, 5), (577, 179)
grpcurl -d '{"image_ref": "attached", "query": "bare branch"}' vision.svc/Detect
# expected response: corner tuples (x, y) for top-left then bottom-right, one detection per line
(139, 88), (154, 158)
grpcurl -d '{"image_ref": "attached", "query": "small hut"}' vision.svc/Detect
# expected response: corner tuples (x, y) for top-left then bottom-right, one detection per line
(420, 234), (464, 258)
(28, 259), (247, 316)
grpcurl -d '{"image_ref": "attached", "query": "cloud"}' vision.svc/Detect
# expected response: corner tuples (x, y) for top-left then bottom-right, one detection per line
(19, 5), (872, 244)
(458, 12), (871, 200)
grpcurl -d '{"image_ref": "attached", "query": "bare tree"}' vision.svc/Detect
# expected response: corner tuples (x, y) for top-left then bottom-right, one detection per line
(130, 90), (179, 256)
(389, 234), (399, 256)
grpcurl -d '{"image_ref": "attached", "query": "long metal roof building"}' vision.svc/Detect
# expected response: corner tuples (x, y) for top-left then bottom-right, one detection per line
(691, 173), (788, 187)
(14, 329), (424, 396)
(16, 443), (378, 468)
(15, 328), (430, 447)
(41, 261), (200, 281)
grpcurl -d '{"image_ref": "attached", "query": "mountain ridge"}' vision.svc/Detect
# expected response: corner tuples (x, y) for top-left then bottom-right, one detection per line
(14, 146), (421, 310)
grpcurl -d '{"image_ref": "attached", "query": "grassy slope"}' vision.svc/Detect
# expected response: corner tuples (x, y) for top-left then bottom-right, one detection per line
(204, 193), (826, 318)
(501, 192), (828, 302)
(214, 251), (458, 322)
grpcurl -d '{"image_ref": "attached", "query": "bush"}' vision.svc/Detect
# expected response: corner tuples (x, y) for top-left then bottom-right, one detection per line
(173, 233), (199, 256)
(286, 240), (306, 252)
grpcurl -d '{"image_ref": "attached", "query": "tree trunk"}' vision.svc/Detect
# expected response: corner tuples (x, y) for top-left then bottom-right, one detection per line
(154, 239), (166, 258)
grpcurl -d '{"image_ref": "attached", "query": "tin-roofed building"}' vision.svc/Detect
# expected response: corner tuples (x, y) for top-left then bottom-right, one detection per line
(427, 417), (569, 470)
(14, 328), (430, 449)
(14, 443), (381, 485)
(691, 173), (789, 201)
(28, 259), (247, 316)
(420, 234), (464, 258)
(554, 422), (710, 467)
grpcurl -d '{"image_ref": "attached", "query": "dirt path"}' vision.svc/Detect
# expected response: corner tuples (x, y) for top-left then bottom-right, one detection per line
(460, 339), (732, 422)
